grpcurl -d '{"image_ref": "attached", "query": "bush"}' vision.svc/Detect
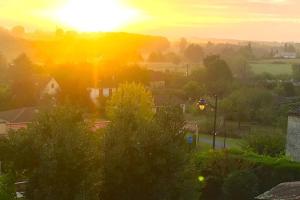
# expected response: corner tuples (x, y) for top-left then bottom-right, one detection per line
(195, 150), (300, 199)
(0, 174), (16, 200)
(196, 151), (252, 200)
(242, 131), (286, 157)
(222, 170), (259, 200)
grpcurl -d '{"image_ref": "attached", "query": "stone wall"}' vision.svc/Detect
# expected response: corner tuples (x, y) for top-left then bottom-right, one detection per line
(286, 116), (300, 162)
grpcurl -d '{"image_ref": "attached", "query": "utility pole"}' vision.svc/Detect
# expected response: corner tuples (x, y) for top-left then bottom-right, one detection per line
(212, 95), (218, 150)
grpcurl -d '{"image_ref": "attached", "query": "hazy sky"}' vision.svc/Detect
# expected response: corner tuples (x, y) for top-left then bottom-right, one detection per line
(1, 0), (300, 41)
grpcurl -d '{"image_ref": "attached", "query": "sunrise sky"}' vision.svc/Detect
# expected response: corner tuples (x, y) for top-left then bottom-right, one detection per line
(0, 0), (300, 41)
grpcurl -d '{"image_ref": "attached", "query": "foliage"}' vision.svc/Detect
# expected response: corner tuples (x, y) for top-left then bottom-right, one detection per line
(292, 63), (300, 81)
(8, 54), (37, 107)
(275, 82), (295, 97)
(222, 170), (258, 200)
(182, 81), (204, 100)
(0, 174), (16, 200)
(242, 131), (286, 157)
(106, 82), (154, 124)
(195, 150), (300, 200)
(184, 44), (204, 63)
(196, 150), (252, 200)
(0, 106), (101, 200)
(0, 84), (11, 110)
(203, 55), (233, 96)
(102, 86), (191, 199)
(220, 87), (276, 125)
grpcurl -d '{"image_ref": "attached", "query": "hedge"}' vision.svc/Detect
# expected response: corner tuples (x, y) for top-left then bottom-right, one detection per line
(195, 149), (300, 200)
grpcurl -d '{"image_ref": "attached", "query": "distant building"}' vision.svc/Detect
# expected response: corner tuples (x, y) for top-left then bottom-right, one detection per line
(286, 108), (300, 161)
(274, 52), (297, 59)
(87, 87), (116, 106)
(34, 75), (61, 99)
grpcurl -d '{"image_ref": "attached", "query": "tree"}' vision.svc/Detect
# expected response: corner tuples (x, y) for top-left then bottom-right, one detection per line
(203, 55), (233, 96)
(0, 106), (101, 200)
(0, 84), (11, 110)
(102, 84), (189, 199)
(147, 52), (166, 62)
(9, 54), (36, 107)
(0, 54), (7, 81)
(184, 44), (203, 63)
(106, 82), (154, 125)
(178, 38), (188, 52)
(220, 87), (275, 126)
(183, 81), (204, 100)
(292, 63), (300, 81)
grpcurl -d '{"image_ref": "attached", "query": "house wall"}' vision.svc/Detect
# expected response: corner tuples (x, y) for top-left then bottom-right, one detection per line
(286, 116), (300, 161)
(42, 79), (60, 96)
(0, 123), (7, 136)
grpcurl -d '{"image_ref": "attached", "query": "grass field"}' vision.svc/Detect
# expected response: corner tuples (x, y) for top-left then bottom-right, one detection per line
(249, 58), (300, 75)
(196, 133), (242, 151)
(250, 63), (292, 75)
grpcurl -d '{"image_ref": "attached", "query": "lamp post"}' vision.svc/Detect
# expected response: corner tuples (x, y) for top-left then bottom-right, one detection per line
(198, 95), (218, 150)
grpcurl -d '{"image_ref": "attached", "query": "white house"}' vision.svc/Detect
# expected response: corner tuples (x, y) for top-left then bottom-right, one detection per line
(34, 75), (61, 99)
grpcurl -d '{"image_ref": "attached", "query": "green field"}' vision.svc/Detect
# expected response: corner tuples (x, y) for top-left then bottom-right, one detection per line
(250, 63), (292, 75)
(248, 58), (300, 75)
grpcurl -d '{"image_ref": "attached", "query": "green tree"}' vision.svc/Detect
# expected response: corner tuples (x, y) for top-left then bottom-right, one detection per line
(242, 130), (286, 157)
(102, 84), (189, 199)
(0, 54), (7, 81)
(292, 63), (300, 81)
(184, 44), (203, 63)
(221, 87), (275, 126)
(106, 82), (154, 124)
(203, 55), (233, 96)
(182, 81), (204, 100)
(0, 85), (11, 110)
(8, 54), (36, 107)
(0, 106), (101, 200)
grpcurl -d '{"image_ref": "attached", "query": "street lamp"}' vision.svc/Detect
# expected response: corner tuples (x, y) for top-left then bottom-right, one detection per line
(198, 95), (218, 150)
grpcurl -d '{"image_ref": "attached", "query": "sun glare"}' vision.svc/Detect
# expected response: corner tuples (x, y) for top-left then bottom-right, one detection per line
(54, 0), (139, 32)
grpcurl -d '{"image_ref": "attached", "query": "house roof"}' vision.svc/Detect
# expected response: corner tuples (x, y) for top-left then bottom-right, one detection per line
(0, 107), (39, 123)
(256, 182), (300, 200)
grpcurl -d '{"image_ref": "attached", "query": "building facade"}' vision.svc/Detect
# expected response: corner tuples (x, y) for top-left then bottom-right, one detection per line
(286, 111), (300, 161)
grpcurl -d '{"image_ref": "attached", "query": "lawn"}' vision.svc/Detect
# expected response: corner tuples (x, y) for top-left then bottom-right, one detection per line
(250, 63), (292, 75)
(196, 133), (242, 150)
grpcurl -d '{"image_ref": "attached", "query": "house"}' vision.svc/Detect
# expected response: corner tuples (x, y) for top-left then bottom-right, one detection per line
(286, 108), (300, 162)
(34, 75), (60, 99)
(87, 87), (117, 106)
(256, 181), (300, 200)
(0, 107), (39, 135)
(274, 52), (297, 59)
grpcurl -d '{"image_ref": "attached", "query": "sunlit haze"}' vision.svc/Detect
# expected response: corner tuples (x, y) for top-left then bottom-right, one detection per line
(1, 0), (300, 41)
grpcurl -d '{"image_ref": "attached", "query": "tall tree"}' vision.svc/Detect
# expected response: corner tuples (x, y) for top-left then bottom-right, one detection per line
(0, 106), (101, 200)
(101, 83), (189, 199)
(203, 55), (233, 96)
(9, 54), (36, 107)
(184, 44), (204, 63)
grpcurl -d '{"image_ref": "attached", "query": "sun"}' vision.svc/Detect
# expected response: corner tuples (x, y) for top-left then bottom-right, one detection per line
(54, 0), (139, 32)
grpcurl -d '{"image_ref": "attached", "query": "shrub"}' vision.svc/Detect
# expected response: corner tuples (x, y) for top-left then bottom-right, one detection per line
(196, 150), (252, 200)
(0, 174), (16, 200)
(195, 150), (300, 199)
(222, 170), (259, 200)
(242, 131), (286, 157)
